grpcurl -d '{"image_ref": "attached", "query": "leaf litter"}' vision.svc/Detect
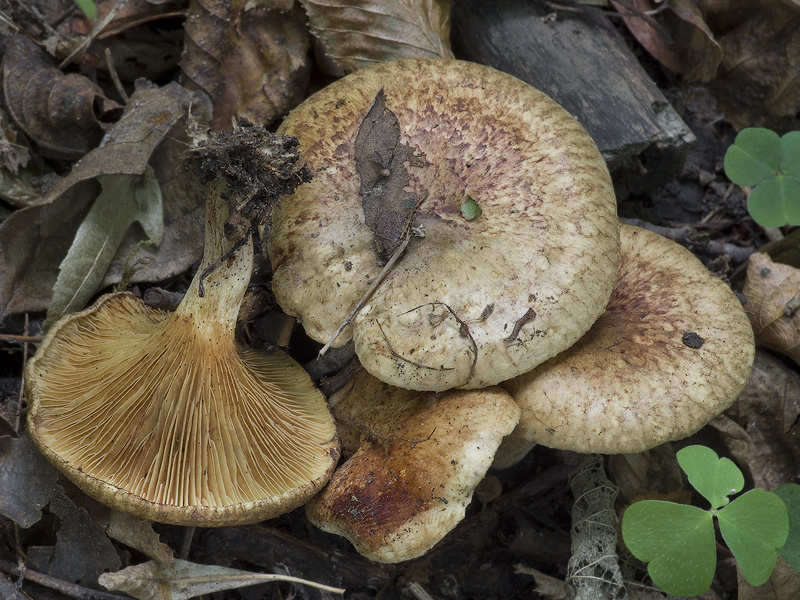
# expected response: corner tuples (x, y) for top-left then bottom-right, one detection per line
(2, 1), (800, 598)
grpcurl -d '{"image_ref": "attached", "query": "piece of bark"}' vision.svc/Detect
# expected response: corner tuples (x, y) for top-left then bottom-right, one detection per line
(452, 0), (695, 193)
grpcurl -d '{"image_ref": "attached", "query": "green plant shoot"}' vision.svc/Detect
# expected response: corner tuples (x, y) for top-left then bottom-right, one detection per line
(724, 127), (800, 227)
(74, 0), (98, 21)
(622, 445), (790, 596)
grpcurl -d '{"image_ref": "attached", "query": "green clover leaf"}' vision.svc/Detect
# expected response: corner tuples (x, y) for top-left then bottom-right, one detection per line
(622, 446), (792, 596)
(775, 483), (800, 570)
(747, 176), (800, 227)
(782, 132), (800, 179)
(622, 501), (715, 596)
(676, 445), (744, 509)
(724, 128), (800, 227)
(724, 128), (781, 186)
(717, 489), (789, 586)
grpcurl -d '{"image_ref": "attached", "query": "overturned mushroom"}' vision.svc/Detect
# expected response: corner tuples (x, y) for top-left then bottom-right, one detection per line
(498, 224), (756, 457)
(25, 131), (339, 526)
(307, 369), (520, 563)
(268, 58), (619, 392)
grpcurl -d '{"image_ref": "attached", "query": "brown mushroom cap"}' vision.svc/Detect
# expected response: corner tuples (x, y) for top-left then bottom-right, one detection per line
(499, 224), (756, 455)
(26, 185), (339, 526)
(307, 369), (520, 563)
(268, 58), (619, 391)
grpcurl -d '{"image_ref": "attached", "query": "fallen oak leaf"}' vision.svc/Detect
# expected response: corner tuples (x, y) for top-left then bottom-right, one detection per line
(300, 0), (454, 75)
(181, 0), (311, 131)
(0, 434), (59, 528)
(98, 559), (344, 600)
(742, 253), (800, 366)
(102, 511), (174, 565)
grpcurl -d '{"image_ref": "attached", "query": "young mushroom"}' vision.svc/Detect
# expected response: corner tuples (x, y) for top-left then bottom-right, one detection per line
(267, 58), (619, 392)
(306, 369), (520, 563)
(25, 127), (339, 526)
(497, 224), (756, 457)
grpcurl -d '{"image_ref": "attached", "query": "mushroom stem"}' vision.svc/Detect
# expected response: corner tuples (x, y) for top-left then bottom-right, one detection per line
(173, 180), (252, 336)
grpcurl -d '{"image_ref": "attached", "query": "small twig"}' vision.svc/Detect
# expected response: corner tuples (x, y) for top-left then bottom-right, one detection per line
(407, 581), (436, 600)
(14, 315), (30, 434)
(104, 48), (128, 103)
(0, 334), (42, 344)
(319, 235), (410, 356)
(59, 0), (129, 69)
(0, 560), (128, 600)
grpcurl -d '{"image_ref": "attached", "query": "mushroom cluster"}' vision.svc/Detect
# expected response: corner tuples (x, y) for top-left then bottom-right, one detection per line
(266, 58), (756, 562)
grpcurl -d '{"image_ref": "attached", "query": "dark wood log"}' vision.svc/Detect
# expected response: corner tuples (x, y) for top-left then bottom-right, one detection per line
(452, 0), (695, 193)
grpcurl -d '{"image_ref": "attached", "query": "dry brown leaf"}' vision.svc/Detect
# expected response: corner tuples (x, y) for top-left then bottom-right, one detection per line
(0, 82), (200, 319)
(63, 0), (186, 82)
(736, 557), (800, 600)
(743, 253), (800, 365)
(99, 559), (344, 600)
(26, 488), (122, 586)
(612, 0), (722, 82)
(709, 350), (800, 492)
(181, 0), (311, 131)
(1, 34), (121, 160)
(711, 2), (800, 130)
(105, 512), (174, 565)
(299, 0), (454, 76)
(0, 434), (59, 528)
(355, 89), (424, 262)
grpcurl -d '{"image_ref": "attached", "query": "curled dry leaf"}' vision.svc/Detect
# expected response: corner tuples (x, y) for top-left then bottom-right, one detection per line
(0, 82), (199, 319)
(99, 558), (344, 600)
(105, 511), (174, 565)
(743, 253), (800, 365)
(64, 0), (187, 83)
(710, 350), (800, 492)
(299, 0), (454, 76)
(711, 1), (800, 130)
(181, 0), (311, 131)
(1, 34), (122, 160)
(612, 0), (722, 82)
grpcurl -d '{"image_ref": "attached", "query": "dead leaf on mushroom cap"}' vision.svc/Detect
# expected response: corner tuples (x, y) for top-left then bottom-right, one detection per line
(1, 34), (122, 160)
(743, 253), (800, 366)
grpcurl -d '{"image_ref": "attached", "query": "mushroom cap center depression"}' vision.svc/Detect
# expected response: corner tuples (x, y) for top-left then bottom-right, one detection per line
(269, 58), (619, 391)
